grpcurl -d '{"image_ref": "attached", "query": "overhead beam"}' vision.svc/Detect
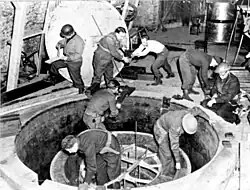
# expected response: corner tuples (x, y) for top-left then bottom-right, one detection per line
(7, 2), (28, 91)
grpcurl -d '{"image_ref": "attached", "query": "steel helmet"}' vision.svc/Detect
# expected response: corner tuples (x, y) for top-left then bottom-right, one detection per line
(182, 113), (198, 134)
(215, 63), (231, 73)
(108, 79), (120, 89)
(60, 24), (74, 37)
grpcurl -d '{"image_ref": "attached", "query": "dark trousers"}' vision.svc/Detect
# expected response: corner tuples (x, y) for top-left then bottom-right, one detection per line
(154, 124), (175, 177)
(151, 48), (173, 78)
(95, 136), (121, 188)
(201, 99), (240, 124)
(92, 50), (114, 85)
(50, 60), (84, 88)
(178, 51), (197, 90)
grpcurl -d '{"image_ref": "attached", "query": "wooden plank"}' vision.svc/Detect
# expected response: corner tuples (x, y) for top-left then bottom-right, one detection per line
(240, 141), (250, 190)
(6, 2), (28, 91)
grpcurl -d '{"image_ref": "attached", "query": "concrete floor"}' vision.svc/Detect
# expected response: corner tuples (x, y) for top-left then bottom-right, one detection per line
(0, 26), (250, 190)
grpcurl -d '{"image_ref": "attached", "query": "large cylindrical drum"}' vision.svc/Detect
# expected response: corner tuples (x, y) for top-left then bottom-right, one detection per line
(44, 1), (129, 86)
(207, 2), (236, 21)
(206, 22), (234, 43)
(205, 2), (236, 43)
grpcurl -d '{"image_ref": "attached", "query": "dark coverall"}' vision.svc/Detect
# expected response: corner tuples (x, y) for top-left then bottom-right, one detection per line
(83, 89), (119, 130)
(153, 107), (209, 177)
(91, 32), (124, 85)
(50, 33), (85, 89)
(201, 73), (241, 124)
(152, 47), (173, 79)
(178, 49), (213, 91)
(77, 129), (121, 188)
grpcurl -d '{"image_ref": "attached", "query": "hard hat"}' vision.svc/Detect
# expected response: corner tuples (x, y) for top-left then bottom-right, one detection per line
(182, 113), (198, 134)
(60, 24), (74, 37)
(215, 63), (231, 73)
(108, 79), (120, 89)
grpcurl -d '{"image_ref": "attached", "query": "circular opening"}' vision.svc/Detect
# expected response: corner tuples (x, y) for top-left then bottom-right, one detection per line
(15, 96), (219, 185)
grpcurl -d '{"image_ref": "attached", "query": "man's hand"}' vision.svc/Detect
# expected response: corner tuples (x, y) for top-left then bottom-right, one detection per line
(122, 57), (130, 63)
(78, 182), (89, 190)
(175, 162), (181, 170)
(208, 119), (216, 126)
(207, 98), (216, 107)
(116, 103), (122, 109)
(61, 55), (68, 61)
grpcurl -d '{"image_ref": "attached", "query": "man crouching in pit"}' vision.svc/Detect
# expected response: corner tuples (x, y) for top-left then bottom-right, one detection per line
(61, 129), (121, 190)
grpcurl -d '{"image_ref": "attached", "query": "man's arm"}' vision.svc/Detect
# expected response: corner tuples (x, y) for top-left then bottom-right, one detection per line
(106, 36), (124, 60)
(132, 44), (145, 57)
(108, 95), (119, 117)
(56, 39), (66, 49)
(169, 127), (181, 163)
(190, 106), (210, 121)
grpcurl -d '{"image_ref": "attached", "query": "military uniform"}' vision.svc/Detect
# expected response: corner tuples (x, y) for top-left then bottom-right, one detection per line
(178, 49), (215, 91)
(77, 129), (121, 188)
(91, 32), (124, 85)
(83, 89), (119, 130)
(50, 33), (85, 89)
(153, 107), (209, 176)
(201, 73), (241, 124)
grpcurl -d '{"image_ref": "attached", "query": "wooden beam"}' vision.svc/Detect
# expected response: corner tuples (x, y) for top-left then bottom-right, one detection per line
(7, 2), (28, 91)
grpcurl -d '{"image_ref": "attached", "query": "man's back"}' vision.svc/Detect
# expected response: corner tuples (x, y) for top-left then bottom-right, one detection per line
(85, 88), (116, 116)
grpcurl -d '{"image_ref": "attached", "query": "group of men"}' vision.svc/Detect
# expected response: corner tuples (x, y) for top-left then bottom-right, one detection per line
(47, 24), (243, 189)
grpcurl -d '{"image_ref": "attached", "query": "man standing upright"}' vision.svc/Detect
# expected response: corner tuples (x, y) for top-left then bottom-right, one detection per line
(132, 35), (175, 86)
(45, 24), (85, 94)
(87, 27), (130, 95)
(178, 49), (223, 101)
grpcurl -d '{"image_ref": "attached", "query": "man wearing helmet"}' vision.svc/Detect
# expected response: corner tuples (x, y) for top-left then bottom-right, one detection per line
(61, 129), (121, 190)
(86, 27), (130, 96)
(153, 106), (211, 178)
(201, 63), (241, 124)
(45, 24), (85, 94)
(178, 49), (223, 101)
(83, 79), (121, 130)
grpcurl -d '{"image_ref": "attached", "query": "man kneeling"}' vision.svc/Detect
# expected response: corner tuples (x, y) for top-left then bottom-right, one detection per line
(201, 63), (241, 124)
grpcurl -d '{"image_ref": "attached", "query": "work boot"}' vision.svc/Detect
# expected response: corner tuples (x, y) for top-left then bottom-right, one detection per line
(151, 77), (162, 86)
(87, 83), (100, 95)
(78, 87), (85, 94)
(188, 88), (200, 95)
(165, 72), (175, 78)
(182, 89), (194, 102)
(44, 75), (57, 85)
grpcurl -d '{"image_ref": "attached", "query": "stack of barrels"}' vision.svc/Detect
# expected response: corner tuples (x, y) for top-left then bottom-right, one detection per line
(205, 2), (236, 43)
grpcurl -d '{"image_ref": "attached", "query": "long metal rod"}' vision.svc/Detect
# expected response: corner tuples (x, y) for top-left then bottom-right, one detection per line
(233, 34), (244, 65)
(225, 11), (239, 62)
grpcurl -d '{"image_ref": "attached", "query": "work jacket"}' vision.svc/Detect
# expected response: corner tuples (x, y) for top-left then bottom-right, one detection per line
(96, 32), (124, 60)
(187, 49), (213, 88)
(156, 107), (210, 162)
(77, 130), (119, 184)
(211, 73), (240, 103)
(57, 33), (85, 62)
(85, 89), (119, 117)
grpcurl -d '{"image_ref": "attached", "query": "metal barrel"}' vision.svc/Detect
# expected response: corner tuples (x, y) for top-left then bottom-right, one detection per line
(205, 2), (236, 43)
